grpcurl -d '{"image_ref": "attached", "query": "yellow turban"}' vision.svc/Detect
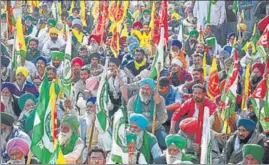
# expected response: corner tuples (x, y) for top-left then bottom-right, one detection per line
(16, 66), (29, 78)
(238, 23), (247, 31)
(49, 27), (58, 34)
(171, 13), (180, 21)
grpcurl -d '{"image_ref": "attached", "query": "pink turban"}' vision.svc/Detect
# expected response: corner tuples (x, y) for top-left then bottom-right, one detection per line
(6, 138), (30, 157)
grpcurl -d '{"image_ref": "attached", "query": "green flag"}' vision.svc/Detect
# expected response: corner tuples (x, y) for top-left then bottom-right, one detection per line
(30, 73), (54, 164)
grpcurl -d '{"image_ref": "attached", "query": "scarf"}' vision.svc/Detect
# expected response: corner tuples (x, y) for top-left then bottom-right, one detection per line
(134, 95), (154, 119)
(72, 28), (84, 43)
(60, 133), (79, 155)
(134, 58), (146, 70)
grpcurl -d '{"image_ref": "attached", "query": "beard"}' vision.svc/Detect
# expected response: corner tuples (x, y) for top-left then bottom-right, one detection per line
(136, 130), (144, 150)
(1, 95), (11, 105)
(8, 158), (25, 164)
(58, 131), (72, 145)
(166, 153), (182, 164)
(139, 90), (151, 103)
(51, 37), (58, 42)
(88, 43), (99, 54)
(251, 76), (262, 84)
(85, 112), (95, 127)
(1, 129), (10, 148)
(128, 153), (137, 164)
(170, 50), (179, 58)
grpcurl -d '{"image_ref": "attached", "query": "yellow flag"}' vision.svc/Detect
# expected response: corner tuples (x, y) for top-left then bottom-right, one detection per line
(16, 16), (26, 56)
(69, 1), (75, 15)
(92, 1), (99, 22)
(72, 28), (84, 43)
(241, 63), (250, 110)
(80, 0), (86, 26)
(202, 52), (207, 77)
(58, 1), (62, 22)
(149, 2), (155, 31)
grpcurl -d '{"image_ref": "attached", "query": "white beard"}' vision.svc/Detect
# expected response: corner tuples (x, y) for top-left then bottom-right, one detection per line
(166, 153), (182, 164)
(77, 97), (87, 116)
(85, 112), (95, 127)
(128, 153), (137, 164)
(88, 44), (99, 54)
(58, 131), (72, 145)
(1, 129), (9, 149)
(136, 130), (144, 150)
(1, 96), (10, 106)
(8, 158), (25, 164)
(139, 91), (151, 103)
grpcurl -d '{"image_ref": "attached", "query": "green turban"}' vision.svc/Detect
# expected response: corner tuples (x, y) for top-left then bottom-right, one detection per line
(1, 13), (6, 19)
(242, 144), (264, 163)
(18, 93), (37, 110)
(189, 29), (199, 38)
(126, 131), (137, 145)
(67, 16), (74, 22)
(47, 18), (57, 27)
(165, 134), (187, 150)
(50, 51), (65, 61)
(24, 15), (33, 21)
(61, 114), (80, 133)
(126, 19), (134, 25)
(142, 9), (151, 15)
(205, 37), (216, 45)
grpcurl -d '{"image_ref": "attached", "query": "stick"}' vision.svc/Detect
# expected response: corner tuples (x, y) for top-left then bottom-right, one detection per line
(151, 62), (162, 134)
(26, 151), (32, 164)
(88, 115), (96, 150)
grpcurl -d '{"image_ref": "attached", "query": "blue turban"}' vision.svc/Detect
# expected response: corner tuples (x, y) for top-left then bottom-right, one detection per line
(171, 40), (182, 49)
(128, 42), (139, 53)
(87, 96), (96, 104)
(140, 78), (156, 91)
(129, 113), (149, 130)
(1, 82), (16, 95)
(127, 36), (139, 44)
(223, 46), (233, 55)
(237, 118), (256, 133)
(35, 56), (47, 65)
(227, 32), (236, 39)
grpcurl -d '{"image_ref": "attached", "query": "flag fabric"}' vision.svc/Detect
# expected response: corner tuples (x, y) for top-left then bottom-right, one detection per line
(110, 27), (120, 58)
(207, 56), (220, 100)
(207, 1), (212, 24)
(198, 25), (204, 43)
(31, 73), (54, 164)
(62, 26), (72, 98)
(202, 51), (207, 77)
(6, 1), (16, 36)
(148, 26), (165, 79)
(257, 24), (269, 47)
(80, 0), (87, 27)
(68, 1), (75, 15)
(110, 107), (128, 164)
(51, 2), (59, 22)
(50, 79), (58, 142)
(15, 16), (27, 57)
(232, 1), (239, 14)
(159, 0), (169, 45)
(241, 64), (251, 110)
(96, 56), (110, 133)
(250, 23), (260, 53)
(48, 140), (67, 164)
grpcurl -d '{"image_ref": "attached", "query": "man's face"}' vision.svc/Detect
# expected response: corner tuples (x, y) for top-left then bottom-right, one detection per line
(190, 36), (197, 43)
(205, 25), (211, 34)
(251, 68), (262, 82)
(52, 58), (61, 68)
(87, 103), (96, 114)
(229, 36), (235, 43)
(80, 70), (89, 82)
(158, 85), (169, 96)
(129, 123), (141, 133)
(247, 45), (253, 55)
(142, 24), (149, 33)
(135, 51), (144, 62)
(143, 13), (150, 22)
(36, 60), (45, 73)
(238, 126), (249, 140)
(127, 141), (136, 154)
(2, 87), (11, 97)
(73, 10), (79, 17)
(91, 57), (99, 65)
(59, 123), (72, 145)
(79, 49), (88, 58)
(193, 87), (205, 103)
(29, 41), (37, 52)
(168, 145), (180, 156)
(72, 63), (81, 73)
(171, 46), (180, 56)
(109, 63), (117, 72)
(140, 84), (152, 97)
(48, 70), (56, 81)
(50, 33), (58, 41)
(10, 148), (24, 160)
(88, 152), (106, 164)
(193, 56), (202, 67)
(196, 44), (204, 53)
(24, 99), (35, 112)
(25, 19), (32, 26)
(244, 154), (259, 164)
(16, 73), (26, 86)
(171, 64), (181, 73)
(192, 71), (202, 82)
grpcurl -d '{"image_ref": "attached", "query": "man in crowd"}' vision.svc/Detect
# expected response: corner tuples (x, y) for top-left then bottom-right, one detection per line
(242, 144), (264, 164)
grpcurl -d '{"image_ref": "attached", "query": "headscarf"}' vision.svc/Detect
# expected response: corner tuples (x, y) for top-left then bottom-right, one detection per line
(242, 144), (264, 163)
(87, 96), (97, 104)
(71, 57), (84, 67)
(139, 78), (156, 91)
(61, 114), (80, 133)
(16, 67), (29, 78)
(179, 117), (198, 134)
(1, 82), (16, 95)
(35, 56), (47, 65)
(50, 51), (64, 61)
(171, 40), (182, 49)
(6, 138), (30, 157)
(49, 27), (58, 34)
(18, 93), (37, 110)
(128, 113), (149, 130)
(165, 134), (187, 150)
(1, 112), (15, 126)
(251, 62), (265, 75)
(237, 118), (256, 133)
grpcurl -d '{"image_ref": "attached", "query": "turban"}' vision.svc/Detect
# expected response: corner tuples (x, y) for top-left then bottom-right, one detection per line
(171, 40), (182, 49)
(1, 13), (6, 18)
(50, 51), (64, 61)
(35, 56), (47, 65)
(165, 134), (187, 150)
(219, 50), (230, 59)
(179, 117), (198, 135)
(129, 113), (149, 130)
(88, 34), (101, 45)
(171, 13), (180, 21)
(49, 27), (59, 34)
(133, 21), (142, 29)
(189, 29), (199, 38)
(89, 52), (101, 61)
(6, 138), (30, 157)
(61, 114), (80, 133)
(171, 58), (183, 68)
(126, 19), (134, 25)
(205, 37), (216, 45)
(142, 9), (151, 15)
(1, 112), (15, 126)
(72, 7), (80, 13)
(1, 82), (16, 95)
(109, 57), (121, 67)
(16, 67), (29, 78)
(1, 102), (5, 112)
(242, 144), (264, 163)
(47, 18), (57, 27)
(1, 56), (10, 67)
(128, 42), (139, 53)
(72, 19), (83, 31)
(238, 23), (247, 31)
(87, 96), (97, 104)
(227, 32), (236, 39)
(71, 57), (84, 67)
(127, 36), (139, 44)
(237, 118), (256, 133)
(24, 15), (33, 21)
(18, 93), (37, 110)
(67, 16), (74, 22)
(251, 62), (265, 75)
(126, 131), (137, 145)
(223, 46), (233, 55)
(140, 78), (156, 91)
(184, 6), (193, 14)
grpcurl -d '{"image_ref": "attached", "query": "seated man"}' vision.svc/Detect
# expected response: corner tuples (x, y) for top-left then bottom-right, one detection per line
(242, 144), (264, 164)
(58, 114), (84, 164)
(127, 113), (162, 164)
(224, 118), (265, 164)
(127, 78), (168, 150)
(154, 134), (197, 164)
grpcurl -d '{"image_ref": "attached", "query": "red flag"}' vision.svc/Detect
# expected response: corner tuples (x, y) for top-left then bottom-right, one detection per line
(207, 56), (221, 100)
(257, 24), (269, 47)
(159, 1), (169, 45)
(6, 1), (16, 36)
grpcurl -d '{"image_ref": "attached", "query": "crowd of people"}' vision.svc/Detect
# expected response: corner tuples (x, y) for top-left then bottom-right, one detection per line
(1, 0), (269, 164)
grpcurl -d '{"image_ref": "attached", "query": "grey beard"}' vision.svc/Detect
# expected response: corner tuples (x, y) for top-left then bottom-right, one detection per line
(136, 130), (144, 150)
(58, 131), (72, 145)
(8, 158), (25, 164)
(128, 153), (137, 164)
(1, 96), (11, 105)
(166, 153), (182, 164)
(139, 91), (151, 104)
(1, 131), (9, 148)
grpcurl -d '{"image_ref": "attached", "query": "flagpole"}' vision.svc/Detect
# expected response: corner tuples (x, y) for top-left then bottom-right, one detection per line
(88, 116), (96, 150)
(26, 151), (33, 164)
(10, 32), (16, 82)
(5, 1), (9, 46)
(151, 62), (161, 134)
